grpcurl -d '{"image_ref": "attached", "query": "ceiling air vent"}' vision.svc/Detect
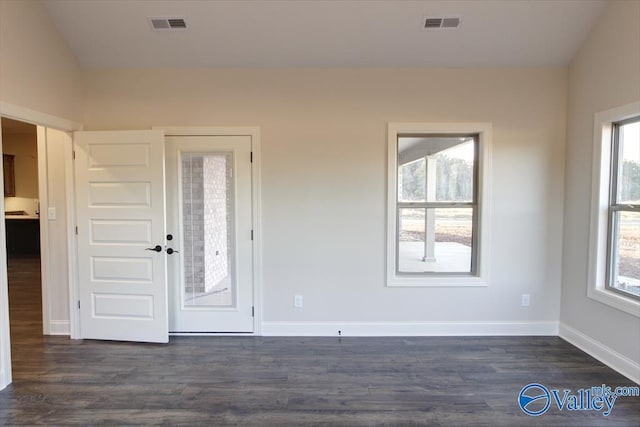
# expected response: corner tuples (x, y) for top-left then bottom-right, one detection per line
(422, 16), (461, 30)
(148, 17), (187, 31)
(424, 18), (443, 29)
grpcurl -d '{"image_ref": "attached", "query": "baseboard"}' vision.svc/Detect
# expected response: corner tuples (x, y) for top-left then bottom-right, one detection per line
(170, 332), (255, 337)
(559, 322), (640, 385)
(48, 320), (70, 336)
(0, 369), (7, 391)
(262, 320), (559, 337)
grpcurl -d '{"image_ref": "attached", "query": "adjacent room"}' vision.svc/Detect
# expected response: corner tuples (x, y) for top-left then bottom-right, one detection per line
(0, 0), (638, 425)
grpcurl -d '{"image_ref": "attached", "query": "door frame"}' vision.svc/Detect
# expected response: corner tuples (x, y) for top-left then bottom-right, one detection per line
(67, 126), (263, 338)
(156, 127), (263, 335)
(0, 101), (82, 390)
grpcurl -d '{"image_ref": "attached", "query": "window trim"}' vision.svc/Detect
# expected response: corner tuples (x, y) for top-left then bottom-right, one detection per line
(387, 123), (492, 287)
(587, 102), (640, 317)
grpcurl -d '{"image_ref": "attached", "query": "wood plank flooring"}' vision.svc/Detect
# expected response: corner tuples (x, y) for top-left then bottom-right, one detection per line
(1, 256), (639, 426)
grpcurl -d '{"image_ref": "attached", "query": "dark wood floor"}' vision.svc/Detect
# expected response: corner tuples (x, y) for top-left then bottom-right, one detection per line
(0, 256), (638, 426)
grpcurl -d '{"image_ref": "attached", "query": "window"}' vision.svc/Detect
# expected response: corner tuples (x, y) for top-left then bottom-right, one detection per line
(588, 102), (640, 317)
(397, 134), (478, 274)
(387, 123), (491, 287)
(606, 117), (639, 300)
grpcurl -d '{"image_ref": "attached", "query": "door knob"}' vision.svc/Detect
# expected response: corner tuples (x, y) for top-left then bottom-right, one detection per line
(166, 248), (179, 255)
(145, 245), (162, 252)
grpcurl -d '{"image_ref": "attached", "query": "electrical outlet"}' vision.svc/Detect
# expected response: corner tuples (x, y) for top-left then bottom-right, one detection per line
(521, 294), (530, 307)
(294, 295), (303, 308)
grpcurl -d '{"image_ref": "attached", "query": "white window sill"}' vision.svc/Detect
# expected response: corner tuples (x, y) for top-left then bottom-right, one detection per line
(388, 275), (488, 287)
(587, 287), (640, 318)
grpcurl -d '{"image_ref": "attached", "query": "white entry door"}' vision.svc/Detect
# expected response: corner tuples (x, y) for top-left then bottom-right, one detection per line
(74, 130), (168, 343)
(165, 135), (254, 333)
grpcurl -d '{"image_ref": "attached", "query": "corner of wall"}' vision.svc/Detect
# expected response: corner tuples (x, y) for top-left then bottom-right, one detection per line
(561, 0), (640, 368)
(560, 323), (640, 385)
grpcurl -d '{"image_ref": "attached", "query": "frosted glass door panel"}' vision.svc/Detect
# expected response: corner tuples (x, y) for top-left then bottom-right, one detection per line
(181, 153), (235, 307)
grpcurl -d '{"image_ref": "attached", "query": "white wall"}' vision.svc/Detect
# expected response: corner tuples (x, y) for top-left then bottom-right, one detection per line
(41, 128), (71, 334)
(2, 133), (39, 215)
(561, 1), (640, 367)
(0, 0), (83, 123)
(83, 67), (567, 332)
(0, 0), (568, 340)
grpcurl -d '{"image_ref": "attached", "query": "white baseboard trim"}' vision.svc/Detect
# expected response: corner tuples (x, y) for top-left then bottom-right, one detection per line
(0, 369), (7, 391)
(559, 322), (640, 385)
(48, 320), (70, 336)
(169, 332), (255, 337)
(262, 320), (559, 337)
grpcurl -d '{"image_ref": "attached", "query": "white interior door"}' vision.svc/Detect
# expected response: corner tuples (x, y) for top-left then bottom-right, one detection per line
(166, 135), (253, 333)
(74, 130), (168, 343)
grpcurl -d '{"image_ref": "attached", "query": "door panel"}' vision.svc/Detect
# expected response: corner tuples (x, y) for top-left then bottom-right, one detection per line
(166, 136), (253, 333)
(75, 130), (168, 343)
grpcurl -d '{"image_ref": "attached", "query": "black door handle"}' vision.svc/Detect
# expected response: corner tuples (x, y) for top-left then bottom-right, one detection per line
(166, 248), (179, 255)
(145, 245), (162, 252)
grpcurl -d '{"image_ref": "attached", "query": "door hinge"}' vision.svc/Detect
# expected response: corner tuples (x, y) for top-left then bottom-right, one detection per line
(75, 226), (78, 235)
(250, 152), (253, 163)
(72, 150), (76, 160)
(77, 300), (80, 309)
(251, 230), (254, 240)
(252, 306), (255, 317)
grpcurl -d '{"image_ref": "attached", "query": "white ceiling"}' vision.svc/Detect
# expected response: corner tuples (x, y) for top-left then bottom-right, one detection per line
(41, 0), (608, 69)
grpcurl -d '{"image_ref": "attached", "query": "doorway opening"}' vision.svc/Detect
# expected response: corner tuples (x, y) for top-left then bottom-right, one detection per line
(0, 109), (78, 390)
(1, 118), (44, 360)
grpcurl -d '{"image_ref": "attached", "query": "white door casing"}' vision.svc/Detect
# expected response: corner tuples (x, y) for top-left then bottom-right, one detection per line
(0, 102), (83, 390)
(166, 135), (254, 333)
(74, 130), (168, 343)
(0, 120), (11, 390)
